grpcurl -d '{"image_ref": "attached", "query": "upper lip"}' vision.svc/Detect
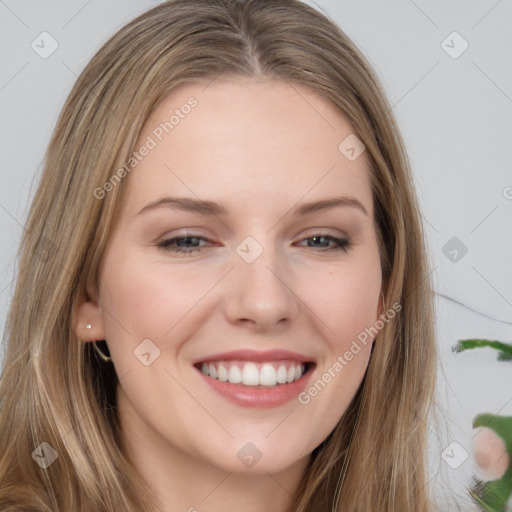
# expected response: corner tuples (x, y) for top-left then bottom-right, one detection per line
(193, 349), (315, 365)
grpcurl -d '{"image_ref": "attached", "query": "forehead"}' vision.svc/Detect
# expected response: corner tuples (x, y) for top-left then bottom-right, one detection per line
(122, 78), (373, 218)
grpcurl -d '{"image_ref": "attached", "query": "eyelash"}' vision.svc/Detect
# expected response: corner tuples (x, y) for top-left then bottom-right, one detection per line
(156, 233), (352, 255)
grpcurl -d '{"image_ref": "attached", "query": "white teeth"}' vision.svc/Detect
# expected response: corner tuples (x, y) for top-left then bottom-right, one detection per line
(228, 365), (242, 384)
(199, 361), (307, 387)
(276, 365), (287, 384)
(217, 363), (228, 382)
(259, 364), (277, 386)
(242, 363), (259, 385)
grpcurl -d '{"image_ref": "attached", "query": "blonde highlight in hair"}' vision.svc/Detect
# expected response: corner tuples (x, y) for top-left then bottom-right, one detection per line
(0, 1), (438, 510)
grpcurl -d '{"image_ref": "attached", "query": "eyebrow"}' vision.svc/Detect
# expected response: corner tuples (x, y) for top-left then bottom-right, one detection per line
(136, 195), (369, 217)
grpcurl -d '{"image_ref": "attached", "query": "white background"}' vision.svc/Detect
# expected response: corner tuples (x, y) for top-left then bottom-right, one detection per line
(1, 1), (511, 510)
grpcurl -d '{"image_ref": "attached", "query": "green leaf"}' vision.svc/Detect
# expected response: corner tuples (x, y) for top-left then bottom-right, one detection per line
(453, 339), (512, 361)
(469, 488), (500, 512)
(481, 473), (512, 510)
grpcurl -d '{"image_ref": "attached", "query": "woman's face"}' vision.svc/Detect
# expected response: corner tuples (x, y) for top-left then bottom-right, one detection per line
(78, 78), (383, 475)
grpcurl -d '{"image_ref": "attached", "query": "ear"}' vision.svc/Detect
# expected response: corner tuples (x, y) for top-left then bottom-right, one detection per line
(73, 297), (106, 344)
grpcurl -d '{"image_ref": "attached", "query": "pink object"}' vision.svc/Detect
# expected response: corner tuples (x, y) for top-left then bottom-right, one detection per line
(472, 426), (510, 481)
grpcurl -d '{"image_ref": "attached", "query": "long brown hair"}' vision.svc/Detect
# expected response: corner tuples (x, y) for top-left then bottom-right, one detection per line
(0, 0), (439, 510)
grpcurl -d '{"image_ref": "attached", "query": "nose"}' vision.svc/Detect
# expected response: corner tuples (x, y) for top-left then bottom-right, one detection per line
(222, 242), (300, 332)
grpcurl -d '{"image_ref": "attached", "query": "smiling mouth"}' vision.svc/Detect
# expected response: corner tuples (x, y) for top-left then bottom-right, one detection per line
(194, 360), (315, 388)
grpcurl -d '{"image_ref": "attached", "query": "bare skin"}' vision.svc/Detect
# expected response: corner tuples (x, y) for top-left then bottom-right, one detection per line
(75, 77), (383, 512)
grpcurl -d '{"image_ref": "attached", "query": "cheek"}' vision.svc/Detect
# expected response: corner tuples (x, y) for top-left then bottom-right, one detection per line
(99, 250), (210, 341)
(304, 260), (381, 349)
(294, 255), (381, 424)
(296, 285), (378, 453)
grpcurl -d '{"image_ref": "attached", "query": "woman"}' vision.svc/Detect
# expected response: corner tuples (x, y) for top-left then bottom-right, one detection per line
(0, 0), (439, 510)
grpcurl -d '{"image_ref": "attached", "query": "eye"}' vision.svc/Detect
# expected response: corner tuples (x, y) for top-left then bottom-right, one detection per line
(156, 235), (210, 255)
(156, 232), (352, 255)
(296, 234), (352, 252)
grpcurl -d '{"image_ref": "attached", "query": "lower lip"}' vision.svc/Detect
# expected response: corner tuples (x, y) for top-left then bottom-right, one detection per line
(197, 365), (314, 408)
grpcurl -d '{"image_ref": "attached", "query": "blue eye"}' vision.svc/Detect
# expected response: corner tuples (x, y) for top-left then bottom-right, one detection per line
(157, 235), (209, 254)
(297, 234), (352, 252)
(156, 233), (352, 255)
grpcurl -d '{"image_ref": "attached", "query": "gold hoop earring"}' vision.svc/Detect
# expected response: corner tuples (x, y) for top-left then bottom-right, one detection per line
(92, 340), (112, 363)
(85, 323), (111, 362)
